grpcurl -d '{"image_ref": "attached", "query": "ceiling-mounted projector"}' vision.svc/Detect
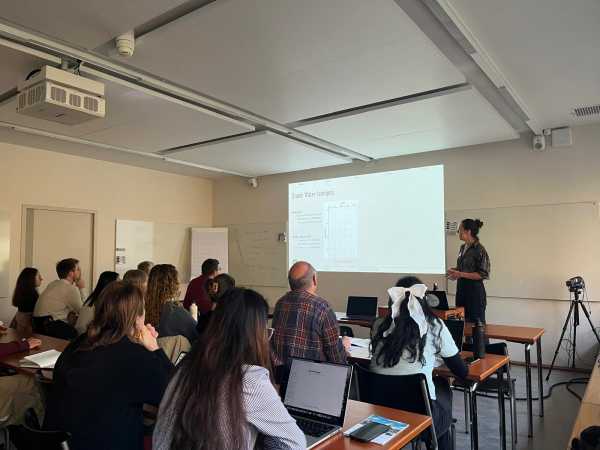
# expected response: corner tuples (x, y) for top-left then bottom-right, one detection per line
(16, 65), (105, 125)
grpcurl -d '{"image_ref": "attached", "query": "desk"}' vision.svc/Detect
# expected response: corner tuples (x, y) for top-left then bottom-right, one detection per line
(348, 348), (509, 450)
(314, 400), (432, 450)
(0, 329), (68, 375)
(377, 307), (465, 322)
(568, 358), (600, 448)
(465, 322), (545, 437)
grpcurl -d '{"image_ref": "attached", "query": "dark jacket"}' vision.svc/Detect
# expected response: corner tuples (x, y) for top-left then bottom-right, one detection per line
(158, 302), (199, 344)
(45, 334), (173, 450)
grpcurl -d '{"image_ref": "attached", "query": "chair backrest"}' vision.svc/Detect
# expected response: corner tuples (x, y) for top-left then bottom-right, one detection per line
(22, 408), (70, 450)
(353, 365), (439, 448)
(353, 364), (432, 416)
(157, 335), (191, 364)
(462, 342), (507, 356)
(339, 325), (354, 337)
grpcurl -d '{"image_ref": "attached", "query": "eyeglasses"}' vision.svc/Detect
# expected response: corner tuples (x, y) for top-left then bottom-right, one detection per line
(266, 327), (274, 341)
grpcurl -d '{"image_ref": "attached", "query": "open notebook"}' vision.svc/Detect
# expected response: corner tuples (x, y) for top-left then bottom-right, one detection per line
(19, 349), (61, 369)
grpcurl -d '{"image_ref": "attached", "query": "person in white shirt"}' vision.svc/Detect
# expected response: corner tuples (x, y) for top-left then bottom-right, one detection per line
(370, 276), (468, 450)
(33, 258), (86, 339)
(75, 271), (119, 335)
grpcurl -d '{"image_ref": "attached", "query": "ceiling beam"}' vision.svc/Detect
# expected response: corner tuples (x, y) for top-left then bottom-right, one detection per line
(394, 0), (531, 134)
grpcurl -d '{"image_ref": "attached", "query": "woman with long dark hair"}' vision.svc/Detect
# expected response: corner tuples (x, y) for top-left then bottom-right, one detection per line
(154, 288), (305, 450)
(146, 264), (198, 344)
(75, 271), (119, 334)
(370, 276), (467, 450)
(11, 267), (42, 334)
(447, 218), (490, 323)
(46, 281), (173, 450)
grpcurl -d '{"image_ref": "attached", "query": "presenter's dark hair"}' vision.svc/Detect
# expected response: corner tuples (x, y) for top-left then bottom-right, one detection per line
(12, 267), (39, 308)
(461, 218), (484, 239)
(164, 288), (271, 449)
(374, 276), (441, 367)
(84, 271), (119, 307)
(56, 258), (79, 279)
(201, 258), (219, 276)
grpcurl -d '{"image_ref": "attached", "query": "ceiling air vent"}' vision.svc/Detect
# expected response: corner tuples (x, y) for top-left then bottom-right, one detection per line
(572, 105), (600, 118)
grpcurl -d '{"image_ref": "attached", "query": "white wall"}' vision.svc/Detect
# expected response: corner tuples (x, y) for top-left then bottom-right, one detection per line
(0, 142), (212, 320)
(214, 123), (600, 368)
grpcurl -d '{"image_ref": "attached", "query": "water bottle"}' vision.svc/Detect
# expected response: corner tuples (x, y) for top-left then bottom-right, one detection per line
(473, 320), (486, 358)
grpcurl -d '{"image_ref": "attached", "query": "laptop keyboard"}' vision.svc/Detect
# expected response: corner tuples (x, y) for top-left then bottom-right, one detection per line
(296, 418), (336, 437)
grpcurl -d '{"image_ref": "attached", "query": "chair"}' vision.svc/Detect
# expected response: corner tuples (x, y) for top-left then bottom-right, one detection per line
(157, 335), (191, 364)
(457, 342), (517, 449)
(339, 325), (354, 337)
(353, 364), (455, 450)
(19, 408), (70, 450)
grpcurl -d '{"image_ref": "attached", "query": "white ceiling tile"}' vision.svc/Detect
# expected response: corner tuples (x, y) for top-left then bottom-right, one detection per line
(171, 132), (352, 176)
(443, 0), (600, 128)
(0, 0), (187, 49)
(299, 89), (519, 159)
(127, 0), (465, 123)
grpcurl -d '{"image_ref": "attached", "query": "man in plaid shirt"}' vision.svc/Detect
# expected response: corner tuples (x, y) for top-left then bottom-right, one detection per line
(271, 261), (350, 369)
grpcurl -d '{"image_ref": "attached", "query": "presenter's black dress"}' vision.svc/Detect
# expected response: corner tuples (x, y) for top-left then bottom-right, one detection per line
(455, 242), (490, 322)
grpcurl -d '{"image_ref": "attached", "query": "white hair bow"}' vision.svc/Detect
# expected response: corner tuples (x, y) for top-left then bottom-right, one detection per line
(384, 284), (429, 338)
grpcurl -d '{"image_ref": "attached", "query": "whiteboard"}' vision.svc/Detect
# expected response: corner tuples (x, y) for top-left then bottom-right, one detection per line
(228, 222), (288, 287)
(115, 220), (154, 276)
(445, 203), (600, 301)
(191, 228), (229, 279)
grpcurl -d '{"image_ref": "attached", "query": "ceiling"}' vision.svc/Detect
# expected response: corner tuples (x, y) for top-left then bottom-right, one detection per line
(0, 0), (595, 177)
(437, 0), (600, 130)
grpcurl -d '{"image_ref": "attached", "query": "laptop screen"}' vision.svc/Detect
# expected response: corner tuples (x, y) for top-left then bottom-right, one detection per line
(346, 296), (378, 316)
(444, 319), (465, 351)
(284, 359), (352, 425)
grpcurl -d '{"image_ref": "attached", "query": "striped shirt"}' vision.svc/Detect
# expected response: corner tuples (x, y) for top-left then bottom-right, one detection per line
(153, 365), (306, 450)
(271, 290), (346, 367)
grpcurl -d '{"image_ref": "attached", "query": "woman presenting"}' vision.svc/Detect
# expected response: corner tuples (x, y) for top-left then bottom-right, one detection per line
(447, 219), (490, 323)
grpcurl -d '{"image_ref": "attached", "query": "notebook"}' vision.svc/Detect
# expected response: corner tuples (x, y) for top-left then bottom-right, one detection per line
(19, 349), (61, 369)
(283, 358), (353, 449)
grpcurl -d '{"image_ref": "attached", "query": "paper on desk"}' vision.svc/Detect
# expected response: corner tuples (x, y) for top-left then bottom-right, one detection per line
(349, 337), (370, 348)
(348, 346), (371, 359)
(20, 349), (61, 369)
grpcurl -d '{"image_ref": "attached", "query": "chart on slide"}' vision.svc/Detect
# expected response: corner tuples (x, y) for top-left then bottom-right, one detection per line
(322, 200), (358, 260)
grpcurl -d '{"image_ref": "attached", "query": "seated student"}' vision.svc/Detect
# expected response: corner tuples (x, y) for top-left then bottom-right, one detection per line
(0, 336), (44, 425)
(11, 267), (43, 335)
(75, 271), (119, 335)
(33, 258), (85, 340)
(146, 264), (198, 344)
(137, 260), (154, 276)
(183, 258), (219, 313)
(271, 261), (350, 370)
(370, 276), (468, 450)
(196, 273), (236, 335)
(123, 269), (149, 296)
(153, 288), (306, 450)
(45, 281), (173, 450)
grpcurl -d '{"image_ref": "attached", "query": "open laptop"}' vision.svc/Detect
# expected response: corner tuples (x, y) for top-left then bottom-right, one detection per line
(282, 358), (353, 448)
(341, 296), (378, 321)
(426, 290), (450, 310)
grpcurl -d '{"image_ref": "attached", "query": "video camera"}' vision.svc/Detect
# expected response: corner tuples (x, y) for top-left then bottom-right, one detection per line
(566, 276), (585, 293)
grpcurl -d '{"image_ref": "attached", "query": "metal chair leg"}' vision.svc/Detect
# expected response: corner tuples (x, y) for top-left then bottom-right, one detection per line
(511, 378), (518, 445)
(464, 388), (470, 433)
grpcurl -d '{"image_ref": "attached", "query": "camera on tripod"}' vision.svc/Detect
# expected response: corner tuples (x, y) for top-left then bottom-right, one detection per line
(566, 276), (585, 293)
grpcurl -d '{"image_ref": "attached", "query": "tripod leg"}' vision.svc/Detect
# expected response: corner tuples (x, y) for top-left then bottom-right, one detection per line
(546, 301), (575, 381)
(572, 302), (578, 369)
(580, 302), (600, 345)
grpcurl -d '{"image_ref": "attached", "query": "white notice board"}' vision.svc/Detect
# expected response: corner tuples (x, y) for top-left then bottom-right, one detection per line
(191, 228), (229, 279)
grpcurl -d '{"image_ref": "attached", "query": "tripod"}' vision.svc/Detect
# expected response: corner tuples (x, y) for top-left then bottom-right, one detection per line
(547, 289), (600, 380)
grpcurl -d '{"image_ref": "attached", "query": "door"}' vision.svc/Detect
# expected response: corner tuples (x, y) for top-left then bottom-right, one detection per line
(24, 208), (95, 292)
